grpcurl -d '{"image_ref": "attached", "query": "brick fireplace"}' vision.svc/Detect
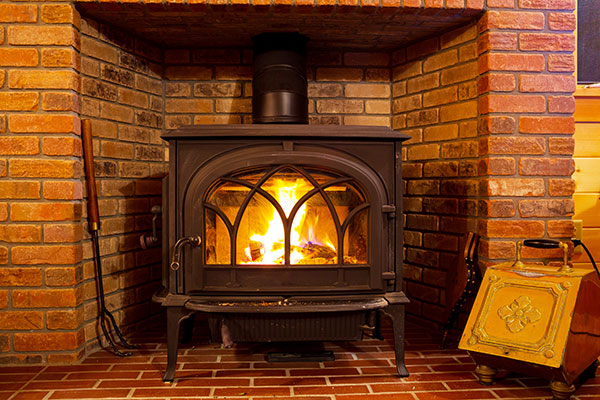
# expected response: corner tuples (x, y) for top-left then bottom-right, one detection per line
(0, 0), (575, 364)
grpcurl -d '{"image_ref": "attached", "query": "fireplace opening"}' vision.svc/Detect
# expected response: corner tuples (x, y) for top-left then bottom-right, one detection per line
(204, 165), (368, 266)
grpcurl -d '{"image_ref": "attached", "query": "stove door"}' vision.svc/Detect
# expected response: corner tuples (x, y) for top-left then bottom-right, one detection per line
(180, 143), (393, 295)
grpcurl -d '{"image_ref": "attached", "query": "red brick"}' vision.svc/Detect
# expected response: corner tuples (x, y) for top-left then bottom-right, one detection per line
(519, 158), (574, 176)
(44, 224), (83, 243)
(482, 178), (545, 196)
(548, 137), (574, 155)
(9, 114), (78, 133)
(548, 220), (574, 237)
(519, 116), (574, 134)
(14, 331), (83, 351)
(548, 54), (575, 72)
(480, 94), (546, 114)
(519, 199), (573, 218)
(9, 159), (80, 179)
(0, 136), (39, 155)
(0, 291), (7, 309)
(479, 53), (545, 73)
(0, 268), (42, 286)
(8, 26), (77, 46)
(478, 32), (518, 53)
(440, 101), (477, 122)
(480, 219), (545, 238)
(423, 87), (457, 107)
(519, 74), (575, 93)
(479, 116), (516, 134)
(0, 49), (39, 67)
(543, 97), (574, 117)
(0, 246), (7, 264)
(479, 239), (516, 259)
(478, 73), (515, 92)
(0, 225), (41, 243)
(46, 266), (81, 286)
(0, 311), (43, 330)
(518, 0), (575, 10)
(548, 179), (574, 196)
(41, 4), (78, 24)
(43, 181), (82, 200)
(440, 24), (477, 49)
(548, 12), (576, 30)
(487, 0), (517, 6)
(42, 92), (78, 111)
(12, 288), (81, 308)
(478, 158), (516, 175)
(47, 310), (83, 330)
(480, 136), (545, 155)
(486, 11), (545, 30)
(216, 98), (252, 113)
(0, 4), (37, 23)
(11, 203), (81, 222)
(42, 137), (82, 157)
(441, 62), (477, 85)
(479, 199), (516, 217)
(12, 245), (82, 265)
(520, 33), (575, 51)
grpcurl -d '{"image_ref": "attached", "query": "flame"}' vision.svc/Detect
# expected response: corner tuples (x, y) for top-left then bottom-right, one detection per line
(242, 178), (337, 265)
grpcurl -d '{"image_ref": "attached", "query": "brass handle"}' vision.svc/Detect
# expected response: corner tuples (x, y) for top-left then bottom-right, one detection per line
(514, 239), (570, 272)
(170, 236), (201, 271)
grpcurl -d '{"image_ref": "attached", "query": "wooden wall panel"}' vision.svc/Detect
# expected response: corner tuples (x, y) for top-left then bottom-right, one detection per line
(574, 89), (600, 268)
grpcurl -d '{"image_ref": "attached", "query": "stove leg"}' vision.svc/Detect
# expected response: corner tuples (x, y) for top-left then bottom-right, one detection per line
(163, 307), (194, 382)
(381, 305), (409, 377)
(550, 380), (575, 400)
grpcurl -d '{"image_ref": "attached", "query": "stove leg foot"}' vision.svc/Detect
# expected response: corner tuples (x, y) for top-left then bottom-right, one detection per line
(550, 380), (575, 400)
(381, 305), (408, 377)
(475, 364), (497, 386)
(163, 307), (194, 382)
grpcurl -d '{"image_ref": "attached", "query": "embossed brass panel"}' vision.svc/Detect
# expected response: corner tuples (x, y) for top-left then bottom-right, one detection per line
(460, 262), (586, 368)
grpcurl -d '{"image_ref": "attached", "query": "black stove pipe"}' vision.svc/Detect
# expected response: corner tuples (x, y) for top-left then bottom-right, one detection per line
(252, 33), (308, 124)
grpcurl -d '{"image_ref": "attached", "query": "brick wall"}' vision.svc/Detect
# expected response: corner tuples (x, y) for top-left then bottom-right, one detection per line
(78, 19), (165, 351)
(0, 2), (85, 363)
(393, 23), (480, 322)
(0, 0), (576, 362)
(163, 48), (393, 128)
(396, 1), (576, 323)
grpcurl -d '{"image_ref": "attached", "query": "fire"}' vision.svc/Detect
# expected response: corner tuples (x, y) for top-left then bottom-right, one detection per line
(242, 178), (337, 265)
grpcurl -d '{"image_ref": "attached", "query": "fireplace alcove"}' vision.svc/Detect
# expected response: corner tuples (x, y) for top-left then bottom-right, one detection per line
(72, 0), (487, 375)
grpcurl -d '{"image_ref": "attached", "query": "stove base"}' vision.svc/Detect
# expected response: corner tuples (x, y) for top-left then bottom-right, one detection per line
(154, 291), (409, 381)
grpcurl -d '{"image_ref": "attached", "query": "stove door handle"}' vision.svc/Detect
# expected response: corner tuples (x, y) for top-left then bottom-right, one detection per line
(170, 236), (201, 271)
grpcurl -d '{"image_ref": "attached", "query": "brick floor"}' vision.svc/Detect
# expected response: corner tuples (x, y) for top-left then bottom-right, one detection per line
(1, 319), (599, 400)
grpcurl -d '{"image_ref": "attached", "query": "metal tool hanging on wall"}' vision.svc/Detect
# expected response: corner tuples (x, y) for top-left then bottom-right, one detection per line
(81, 119), (136, 357)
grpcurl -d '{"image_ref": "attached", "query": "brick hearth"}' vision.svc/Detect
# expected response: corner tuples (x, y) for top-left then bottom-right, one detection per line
(0, 0), (576, 364)
(1, 319), (599, 400)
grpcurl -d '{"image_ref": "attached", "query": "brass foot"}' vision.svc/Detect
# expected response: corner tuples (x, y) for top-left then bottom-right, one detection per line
(550, 380), (575, 400)
(475, 364), (497, 386)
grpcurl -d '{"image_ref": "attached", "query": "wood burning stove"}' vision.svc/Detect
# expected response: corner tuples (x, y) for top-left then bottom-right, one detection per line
(152, 33), (410, 382)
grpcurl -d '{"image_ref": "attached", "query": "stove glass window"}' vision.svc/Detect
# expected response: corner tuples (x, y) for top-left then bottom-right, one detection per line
(204, 166), (369, 266)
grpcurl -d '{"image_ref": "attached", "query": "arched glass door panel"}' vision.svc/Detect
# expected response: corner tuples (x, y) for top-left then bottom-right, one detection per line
(290, 192), (338, 265)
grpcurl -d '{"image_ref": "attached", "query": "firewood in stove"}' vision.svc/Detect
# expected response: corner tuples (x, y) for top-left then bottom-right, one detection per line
(248, 240), (265, 261)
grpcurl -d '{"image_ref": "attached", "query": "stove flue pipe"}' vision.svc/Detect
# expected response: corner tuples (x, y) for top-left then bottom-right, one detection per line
(252, 33), (308, 124)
